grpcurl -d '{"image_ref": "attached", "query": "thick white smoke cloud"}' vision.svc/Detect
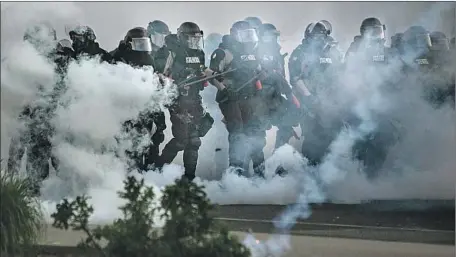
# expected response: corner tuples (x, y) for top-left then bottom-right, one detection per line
(1, 2), (454, 235)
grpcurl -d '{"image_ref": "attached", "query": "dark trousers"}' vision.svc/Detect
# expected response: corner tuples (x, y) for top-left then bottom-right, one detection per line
(157, 98), (204, 180)
(219, 96), (266, 174)
(123, 111), (166, 172)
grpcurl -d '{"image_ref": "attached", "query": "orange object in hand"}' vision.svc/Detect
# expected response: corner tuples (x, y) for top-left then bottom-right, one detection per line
(291, 94), (301, 109)
(255, 80), (263, 90)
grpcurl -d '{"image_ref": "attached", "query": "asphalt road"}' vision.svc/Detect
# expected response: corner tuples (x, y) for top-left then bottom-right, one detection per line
(38, 201), (454, 256)
(211, 201), (455, 245)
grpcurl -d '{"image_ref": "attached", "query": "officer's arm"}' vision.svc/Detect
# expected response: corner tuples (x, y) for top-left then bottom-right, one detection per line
(288, 49), (312, 97)
(288, 49), (302, 85)
(162, 51), (175, 77)
(208, 48), (229, 91)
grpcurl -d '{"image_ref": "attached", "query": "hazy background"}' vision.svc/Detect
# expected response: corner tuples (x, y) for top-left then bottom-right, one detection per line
(1, 2), (455, 207)
(2, 1), (455, 174)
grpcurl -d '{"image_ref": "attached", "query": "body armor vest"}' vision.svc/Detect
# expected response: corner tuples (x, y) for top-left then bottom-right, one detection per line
(170, 46), (205, 98)
(225, 43), (261, 97)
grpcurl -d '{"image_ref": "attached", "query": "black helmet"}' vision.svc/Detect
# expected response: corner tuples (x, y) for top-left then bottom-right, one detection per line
(124, 27), (152, 52)
(177, 22), (204, 50)
(68, 25), (97, 51)
(230, 20), (259, 45)
(147, 20), (171, 48)
(360, 17), (385, 40)
(56, 39), (74, 54)
(402, 25), (432, 50)
(304, 21), (331, 39)
(244, 17), (263, 30)
(430, 31), (449, 51)
(319, 20), (333, 35)
(258, 23), (280, 44)
(68, 25), (96, 42)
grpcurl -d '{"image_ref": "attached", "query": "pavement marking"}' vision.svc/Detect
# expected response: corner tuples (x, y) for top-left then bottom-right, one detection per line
(214, 217), (455, 233)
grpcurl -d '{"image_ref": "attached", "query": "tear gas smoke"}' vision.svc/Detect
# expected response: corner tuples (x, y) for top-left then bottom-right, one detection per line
(1, 2), (454, 250)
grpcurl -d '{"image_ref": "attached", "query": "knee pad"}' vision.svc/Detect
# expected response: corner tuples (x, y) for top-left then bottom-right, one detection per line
(188, 137), (201, 149)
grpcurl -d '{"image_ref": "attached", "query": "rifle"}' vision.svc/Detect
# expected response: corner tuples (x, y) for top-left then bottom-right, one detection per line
(176, 68), (237, 88)
(217, 68), (267, 103)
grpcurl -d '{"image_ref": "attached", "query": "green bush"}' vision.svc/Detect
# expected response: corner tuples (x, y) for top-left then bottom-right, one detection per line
(0, 169), (44, 255)
(52, 176), (252, 257)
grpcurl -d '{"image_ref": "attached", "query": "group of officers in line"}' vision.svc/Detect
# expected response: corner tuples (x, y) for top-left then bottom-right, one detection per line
(7, 16), (455, 191)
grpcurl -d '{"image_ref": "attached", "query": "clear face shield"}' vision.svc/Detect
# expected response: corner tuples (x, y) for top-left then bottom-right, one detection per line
(150, 32), (170, 48)
(130, 37), (153, 52)
(415, 33), (432, 49)
(234, 29), (259, 44)
(186, 34), (204, 50)
(56, 39), (74, 54)
(364, 25), (385, 41)
(431, 38), (450, 51)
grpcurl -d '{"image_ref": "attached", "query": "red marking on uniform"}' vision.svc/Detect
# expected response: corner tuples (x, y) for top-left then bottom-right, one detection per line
(255, 80), (263, 90)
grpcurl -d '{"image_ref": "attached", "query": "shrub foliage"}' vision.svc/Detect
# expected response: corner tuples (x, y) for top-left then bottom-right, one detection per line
(52, 176), (252, 257)
(0, 169), (44, 255)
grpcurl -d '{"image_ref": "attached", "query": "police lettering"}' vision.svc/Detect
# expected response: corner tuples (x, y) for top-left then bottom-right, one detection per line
(372, 55), (385, 62)
(319, 57), (332, 64)
(186, 57), (201, 64)
(240, 54), (256, 61)
(415, 58), (429, 65)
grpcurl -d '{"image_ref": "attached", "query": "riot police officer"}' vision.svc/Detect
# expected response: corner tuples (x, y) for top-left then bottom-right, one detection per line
(111, 27), (167, 172)
(288, 20), (343, 166)
(67, 25), (112, 63)
(257, 23), (299, 150)
(345, 17), (391, 65)
(346, 18), (401, 179)
(147, 20), (171, 52)
(155, 22), (214, 181)
(209, 20), (266, 176)
(429, 31), (454, 107)
(147, 20), (172, 73)
(8, 24), (75, 194)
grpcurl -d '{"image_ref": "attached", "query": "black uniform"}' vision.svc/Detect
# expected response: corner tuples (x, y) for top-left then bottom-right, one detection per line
(256, 23), (298, 150)
(111, 27), (167, 172)
(429, 31), (455, 107)
(288, 20), (343, 166)
(210, 21), (266, 176)
(8, 27), (75, 193)
(345, 18), (401, 179)
(155, 22), (211, 181)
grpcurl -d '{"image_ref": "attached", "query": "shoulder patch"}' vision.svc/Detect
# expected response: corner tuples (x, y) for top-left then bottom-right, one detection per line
(209, 48), (226, 71)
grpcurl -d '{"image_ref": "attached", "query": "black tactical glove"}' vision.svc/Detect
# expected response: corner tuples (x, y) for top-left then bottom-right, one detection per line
(221, 87), (237, 100)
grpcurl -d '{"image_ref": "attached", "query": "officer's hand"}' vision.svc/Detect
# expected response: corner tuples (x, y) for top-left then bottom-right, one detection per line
(202, 68), (215, 78)
(221, 87), (236, 100)
(118, 40), (128, 52)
